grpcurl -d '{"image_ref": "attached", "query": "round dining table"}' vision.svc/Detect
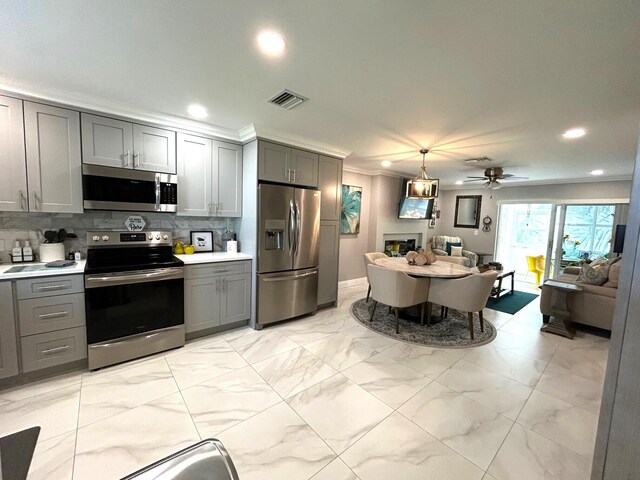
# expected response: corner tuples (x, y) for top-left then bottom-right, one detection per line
(373, 256), (472, 278)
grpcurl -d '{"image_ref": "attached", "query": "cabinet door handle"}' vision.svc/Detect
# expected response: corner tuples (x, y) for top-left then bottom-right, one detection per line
(133, 152), (140, 168)
(123, 150), (131, 167)
(38, 311), (69, 319)
(287, 169), (291, 182)
(222, 278), (226, 292)
(19, 190), (27, 211)
(35, 285), (67, 291)
(292, 169), (296, 182)
(42, 345), (70, 356)
(32, 192), (40, 211)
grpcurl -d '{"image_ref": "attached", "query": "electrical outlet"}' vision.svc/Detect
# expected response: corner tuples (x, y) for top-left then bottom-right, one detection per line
(474, 230), (479, 236)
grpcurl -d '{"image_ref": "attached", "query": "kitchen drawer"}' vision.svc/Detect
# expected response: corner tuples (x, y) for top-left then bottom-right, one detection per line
(19, 293), (85, 336)
(21, 326), (87, 372)
(16, 275), (83, 299)
(185, 261), (250, 279)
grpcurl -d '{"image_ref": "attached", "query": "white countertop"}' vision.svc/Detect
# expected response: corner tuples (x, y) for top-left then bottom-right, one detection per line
(0, 260), (86, 280)
(175, 252), (253, 265)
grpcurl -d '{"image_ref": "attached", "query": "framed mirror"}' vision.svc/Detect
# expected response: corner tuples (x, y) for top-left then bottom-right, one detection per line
(454, 195), (482, 228)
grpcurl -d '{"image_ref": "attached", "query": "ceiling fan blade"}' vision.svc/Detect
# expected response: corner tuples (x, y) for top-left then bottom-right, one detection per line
(500, 176), (529, 181)
(498, 174), (514, 178)
(466, 176), (488, 179)
(464, 179), (486, 183)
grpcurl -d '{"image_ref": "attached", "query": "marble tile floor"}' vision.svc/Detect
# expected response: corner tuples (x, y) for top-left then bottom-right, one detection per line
(0, 277), (608, 480)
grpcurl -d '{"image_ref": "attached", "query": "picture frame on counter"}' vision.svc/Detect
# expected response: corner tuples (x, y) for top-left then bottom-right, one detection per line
(190, 231), (214, 252)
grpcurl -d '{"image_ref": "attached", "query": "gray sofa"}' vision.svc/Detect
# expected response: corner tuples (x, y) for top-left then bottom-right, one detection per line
(540, 261), (621, 331)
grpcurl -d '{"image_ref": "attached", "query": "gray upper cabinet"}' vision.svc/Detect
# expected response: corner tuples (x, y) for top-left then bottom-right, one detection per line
(81, 113), (176, 174)
(258, 141), (318, 187)
(177, 133), (212, 216)
(0, 282), (19, 380)
(258, 141), (291, 184)
(319, 155), (343, 221)
(177, 135), (242, 217)
(81, 114), (134, 169)
(133, 124), (176, 173)
(213, 140), (242, 217)
(291, 148), (319, 187)
(0, 95), (28, 212)
(24, 102), (83, 213)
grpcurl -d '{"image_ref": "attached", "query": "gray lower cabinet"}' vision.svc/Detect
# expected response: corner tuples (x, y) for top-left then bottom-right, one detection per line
(15, 275), (87, 374)
(0, 282), (19, 380)
(318, 221), (340, 305)
(184, 262), (251, 334)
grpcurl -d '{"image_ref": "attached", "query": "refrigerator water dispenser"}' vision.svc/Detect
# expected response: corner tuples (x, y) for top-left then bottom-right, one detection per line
(265, 230), (283, 250)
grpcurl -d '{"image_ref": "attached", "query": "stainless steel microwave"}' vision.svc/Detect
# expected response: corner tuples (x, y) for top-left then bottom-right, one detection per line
(82, 164), (178, 212)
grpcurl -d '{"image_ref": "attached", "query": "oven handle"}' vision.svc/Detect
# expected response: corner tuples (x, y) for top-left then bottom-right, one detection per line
(85, 267), (184, 288)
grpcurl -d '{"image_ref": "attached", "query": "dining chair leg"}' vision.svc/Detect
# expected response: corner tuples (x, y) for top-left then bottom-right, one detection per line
(467, 312), (475, 340)
(440, 306), (445, 319)
(388, 306), (392, 315)
(394, 307), (400, 334)
(420, 302), (425, 325)
(366, 284), (371, 302)
(444, 307), (449, 318)
(479, 310), (485, 332)
(369, 301), (377, 322)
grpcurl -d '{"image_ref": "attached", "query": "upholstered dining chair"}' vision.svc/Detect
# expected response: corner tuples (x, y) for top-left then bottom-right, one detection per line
(367, 264), (430, 334)
(363, 252), (388, 301)
(427, 270), (498, 339)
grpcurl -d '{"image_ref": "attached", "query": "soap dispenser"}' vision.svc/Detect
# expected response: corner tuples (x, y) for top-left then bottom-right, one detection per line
(12, 240), (23, 263)
(22, 240), (33, 262)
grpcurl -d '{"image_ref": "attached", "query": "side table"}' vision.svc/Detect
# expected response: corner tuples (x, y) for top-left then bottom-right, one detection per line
(475, 252), (493, 265)
(540, 280), (583, 339)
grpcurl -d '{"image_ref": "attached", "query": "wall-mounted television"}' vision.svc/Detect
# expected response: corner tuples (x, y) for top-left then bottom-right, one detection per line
(398, 196), (434, 219)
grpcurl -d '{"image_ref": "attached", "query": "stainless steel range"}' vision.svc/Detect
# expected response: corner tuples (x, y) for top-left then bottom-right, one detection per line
(84, 231), (184, 370)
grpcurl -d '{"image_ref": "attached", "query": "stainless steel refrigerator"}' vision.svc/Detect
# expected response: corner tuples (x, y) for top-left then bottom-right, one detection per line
(257, 183), (320, 326)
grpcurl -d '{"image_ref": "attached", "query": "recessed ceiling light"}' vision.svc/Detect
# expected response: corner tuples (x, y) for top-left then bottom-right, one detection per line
(562, 128), (586, 139)
(455, 180), (463, 185)
(381, 161), (392, 167)
(257, 30), (287, 56)
(187, 104), (208, 119)
(591, 169), (604, 176)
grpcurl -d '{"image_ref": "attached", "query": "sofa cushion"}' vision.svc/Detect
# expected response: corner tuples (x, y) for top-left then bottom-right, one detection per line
(451, 246), (463, 257)
(445, 242), (462, 255)
(603, 261), (622, 288)
(577, 259), (610, 286)
(433, 235), (462, 251)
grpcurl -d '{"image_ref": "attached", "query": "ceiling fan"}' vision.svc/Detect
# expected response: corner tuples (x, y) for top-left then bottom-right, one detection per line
(464, 167), (528, 190)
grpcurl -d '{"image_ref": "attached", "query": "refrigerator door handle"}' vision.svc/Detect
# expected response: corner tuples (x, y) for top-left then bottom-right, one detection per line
(262, 271), (318, 282)
(289, 199), (296, 256)
(295, 200), (301, 257)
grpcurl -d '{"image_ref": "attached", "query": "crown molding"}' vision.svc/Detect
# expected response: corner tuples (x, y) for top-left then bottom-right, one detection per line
(0, 78), (241, 141)
(239, 123), (351, 158)
(341, 164), (406, 178)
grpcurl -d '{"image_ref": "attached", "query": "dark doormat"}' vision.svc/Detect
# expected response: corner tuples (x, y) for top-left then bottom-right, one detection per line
(486, 290), (538, 315)
(350, 299), (496, 348)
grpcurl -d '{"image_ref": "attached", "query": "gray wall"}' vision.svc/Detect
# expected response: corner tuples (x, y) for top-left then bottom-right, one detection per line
(434, 180), (632, 254)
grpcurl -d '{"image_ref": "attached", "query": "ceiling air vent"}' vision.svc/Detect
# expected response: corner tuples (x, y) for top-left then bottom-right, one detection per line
(267, 89), (308, 110)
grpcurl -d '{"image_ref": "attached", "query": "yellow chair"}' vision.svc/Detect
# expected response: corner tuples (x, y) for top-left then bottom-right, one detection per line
(525, 255), (545, 284)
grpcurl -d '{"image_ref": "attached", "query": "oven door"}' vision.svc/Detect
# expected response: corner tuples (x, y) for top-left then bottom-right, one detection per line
(84, 267), (184, 345)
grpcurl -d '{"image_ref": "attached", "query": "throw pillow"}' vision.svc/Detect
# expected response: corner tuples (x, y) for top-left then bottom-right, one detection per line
(445, 242), (462, 255)
(450, 246), (463, 257)
(577, 261), (610, 286)
(603, 261), (622, 288)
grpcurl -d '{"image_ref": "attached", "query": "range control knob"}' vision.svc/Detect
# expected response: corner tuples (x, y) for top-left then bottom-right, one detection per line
(92, 235), (100, 241)
(147, 234), (153, 240)
(162, 234), (168, 240)
(155, 234), (161, 240)
(101, 235), (110, 242)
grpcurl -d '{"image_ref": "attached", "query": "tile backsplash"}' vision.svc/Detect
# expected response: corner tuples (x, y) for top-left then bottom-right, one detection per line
(0, 211), (238, 263)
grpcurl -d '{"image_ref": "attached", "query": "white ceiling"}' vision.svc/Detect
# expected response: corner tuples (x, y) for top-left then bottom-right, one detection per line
(1, 1), (639, 187)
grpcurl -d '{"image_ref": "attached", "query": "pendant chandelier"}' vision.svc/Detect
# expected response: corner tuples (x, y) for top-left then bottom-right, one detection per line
(406, 148), (439, 199)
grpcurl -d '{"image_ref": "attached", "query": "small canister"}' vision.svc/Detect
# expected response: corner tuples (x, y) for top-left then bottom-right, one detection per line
(226, 240), (237, 253)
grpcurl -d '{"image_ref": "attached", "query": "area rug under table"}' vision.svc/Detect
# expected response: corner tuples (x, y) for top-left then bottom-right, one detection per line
(485, 290), (538, 315)
(350, 299), (496, 348)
